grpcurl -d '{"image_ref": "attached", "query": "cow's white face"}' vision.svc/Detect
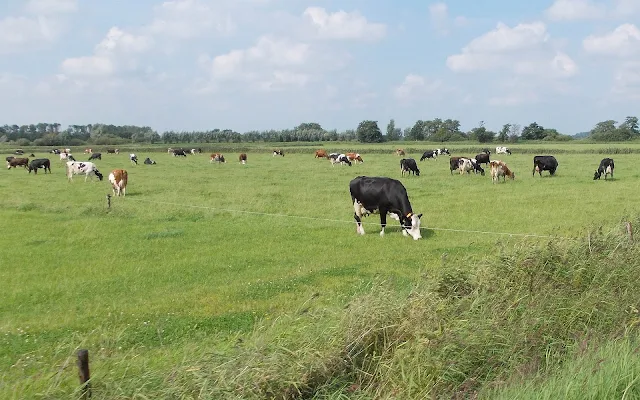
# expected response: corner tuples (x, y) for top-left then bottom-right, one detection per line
(404, 214), (422, 240)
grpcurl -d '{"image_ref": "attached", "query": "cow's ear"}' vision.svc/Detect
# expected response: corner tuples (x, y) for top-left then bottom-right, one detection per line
(417, 213), (423, 219)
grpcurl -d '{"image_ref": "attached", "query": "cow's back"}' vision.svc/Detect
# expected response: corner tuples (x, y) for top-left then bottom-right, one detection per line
(350, 176), (407, 208)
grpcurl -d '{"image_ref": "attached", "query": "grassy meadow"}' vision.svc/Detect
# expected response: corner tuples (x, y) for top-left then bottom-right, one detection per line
(1, 143), (640, 398)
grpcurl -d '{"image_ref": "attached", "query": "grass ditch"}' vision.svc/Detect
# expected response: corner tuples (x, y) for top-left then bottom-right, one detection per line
(126, 217), (640, 399)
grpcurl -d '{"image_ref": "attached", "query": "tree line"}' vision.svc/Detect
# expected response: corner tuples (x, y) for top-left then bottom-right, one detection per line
(0, 117), (638, 146)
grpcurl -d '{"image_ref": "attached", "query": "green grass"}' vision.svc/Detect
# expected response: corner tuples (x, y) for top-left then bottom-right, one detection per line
(1, 145), (640, 398)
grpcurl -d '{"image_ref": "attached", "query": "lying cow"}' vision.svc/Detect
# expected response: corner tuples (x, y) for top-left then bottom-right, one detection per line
(273, 150), (284, 157)
(350, 176), (423, 240)
(7, 157), (29, 169)
(65, 161), (103, 182)
(88, 153), (101, 161)
(400, 158), (420, 176)
(490, 160), (515, 183)
(109, 169), (128, 196)
(396, 149), (405, 156)
(210, 153), (226, 163)
(533, 155), (558, 176)
(28, 158), (51, 174)
(496, 146), (511, 155)
(239, 153), (247, 164)
(315, 149), (328, 159)
(594, 158), (614, 180)
(130, 154), (138, 165)
(143, 157), (156, 165)
(106, 149), (119, 154)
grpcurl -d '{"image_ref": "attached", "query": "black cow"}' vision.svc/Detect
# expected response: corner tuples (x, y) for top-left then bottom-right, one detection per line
(88, 153), (101, 160)
(350, 176), (423, 240)
(594, 158), (614, 180)
(29, 153), (35, 157)
(420, 150), (437, 161)
(474, 153), (490, 166)
(400, 158), (420, 176)
(449, 157), (463, 174)
(6, 156), (14, 163)
(533, 155), (558, 176)
(144, 157), (156, 165)
(28, 158), (51, 174)
(173, 149), (187, 157)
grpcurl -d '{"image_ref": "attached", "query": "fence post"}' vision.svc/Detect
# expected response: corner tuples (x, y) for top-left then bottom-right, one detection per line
(626, 222), (633, 242)
(77, 349), (91, 399)
(106, 194), (111, 210)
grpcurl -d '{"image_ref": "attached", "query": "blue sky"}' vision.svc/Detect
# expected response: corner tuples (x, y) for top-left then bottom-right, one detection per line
(1, 0), (639, 134)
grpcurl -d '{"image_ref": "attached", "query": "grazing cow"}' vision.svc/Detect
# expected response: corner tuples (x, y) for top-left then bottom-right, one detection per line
(106, 148), (119, 154)
(172, 149), (187, 157)
(65, 161), (103, 182)
(210, 153), (226, 163)
(315, 149), (328, 159)
(350, 176), (423, 240)
(396, 149), (405, 156)
(329, 153), (351, 166)
(50, 148), (61, 154)
(59, 152), (75, 161)
(143, 157), (156, 165)
(28, 158), (51, 174)
(458, 158), (475, 175)
(469, 158), (485, 175)
(88, 153), (101, 160)
(346, 152), (364, 163)
(420, 150), (437, 161)
(7, 157), (29, 169)
(400, 158), (420, 176)
(130, 153), (138, 165)
(533, 155), (558, 176)
(496, 146), (511, 155)
(490, 160), (515, 183)
(84, 148), (92, 154)
(109, 169), (128, 196)
(6, 156), (15, 163)
(190, 148), (198, 155)
(594, 158), (614, 180)
(474, 153), (490, 166)
(239, 153), (247, 164)
(273, 150), (284, 157)
(435, 148), (451, 156)
(15, 149), (24, 155)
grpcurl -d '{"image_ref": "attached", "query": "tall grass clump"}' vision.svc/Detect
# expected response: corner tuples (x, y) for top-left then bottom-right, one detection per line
(150, 219), (640, 399)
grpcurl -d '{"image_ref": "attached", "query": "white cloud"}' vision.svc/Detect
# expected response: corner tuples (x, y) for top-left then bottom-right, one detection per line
(147, 0), (235, 39)
(428, 2), (468, 35)
(583, 23), (640, 57)
(446, 21), (577, 79)
(302, 7), (386, 40)
(545, 0), (605, 21)
(0, 16), (64, 54)
(96, 27), (153, 54)
(393, 74), (442, 101)
(611, 61), (640, 99)
(61, 56), (115, 77)
(25, 0), (78, 14)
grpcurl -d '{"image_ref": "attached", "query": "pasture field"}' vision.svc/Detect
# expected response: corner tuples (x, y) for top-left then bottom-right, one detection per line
(1, 144), (640, 398)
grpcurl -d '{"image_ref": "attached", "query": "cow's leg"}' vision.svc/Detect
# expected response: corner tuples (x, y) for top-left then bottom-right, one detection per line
(379, 209), (388, 237)
(353, 200), (365, 235)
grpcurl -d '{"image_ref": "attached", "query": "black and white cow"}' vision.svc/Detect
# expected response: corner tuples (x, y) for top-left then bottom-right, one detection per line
(594, 158), (614, 180)
(88, 152), (101, 160)
(130, 153), (138, 165)
(350, 176), (423, 240)
(172, 149), (187, 157)
(329, 153), (351, 166)
(496, 146), (511, 155)
(273, 150), (284, 157)
(420, 150), (437, 161)
(435, 148), (450, 156)
(533, 155), (558, 176)
(106, 149), (119, 154)
(50, 148), (61, 154)
(65, 161), (103, 182)
(400, 158), (420, 176)
(28, 158), (51, 174)
(144, 157), (156, 165)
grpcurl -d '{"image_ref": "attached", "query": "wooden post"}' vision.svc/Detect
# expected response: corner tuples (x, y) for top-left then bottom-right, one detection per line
(626, 222), (633, 242)
(106, 194), (111, 209)
(77, 349), (91, 399)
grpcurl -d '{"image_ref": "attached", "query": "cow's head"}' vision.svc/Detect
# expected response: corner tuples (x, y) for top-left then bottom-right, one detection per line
(94, 169), (104, 181)
(593, 170), (601, 180)
(402, 212), (423, 240)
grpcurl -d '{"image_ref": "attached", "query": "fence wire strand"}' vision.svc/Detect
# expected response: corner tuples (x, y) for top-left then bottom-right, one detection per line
(119, 197), (577, 241)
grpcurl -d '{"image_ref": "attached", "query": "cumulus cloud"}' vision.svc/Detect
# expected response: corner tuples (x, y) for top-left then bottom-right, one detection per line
(583, 23), (640, 57)
(393, 74), (442, 101)
(446, 21), (577, 79)
(302, 7), (386, 40)
(545, 0), (605, 21)
(147, 0), (235, 39)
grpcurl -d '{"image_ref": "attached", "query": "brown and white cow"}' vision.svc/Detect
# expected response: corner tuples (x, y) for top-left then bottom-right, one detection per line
(210, 153), (226, 163)
(109, 169), (128, 196)
(7, 157), (29, 169)
(315, 149), (328, 159)
(346, 152), (364, 163)
(84, 148), (92, 154)
(239, 153), (247, 164)
(396, 149), (405, 156)
(490, 160), (515, 183)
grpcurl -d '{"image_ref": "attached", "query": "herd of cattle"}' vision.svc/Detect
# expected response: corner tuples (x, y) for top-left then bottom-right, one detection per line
(5, 145), (617, 241)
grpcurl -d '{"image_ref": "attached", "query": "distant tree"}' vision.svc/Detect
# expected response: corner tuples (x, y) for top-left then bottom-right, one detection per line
(408, 120), (425, 141)
(497, 124), (511, 142)
(589, 119), (631, 141)
(356, 120), (384, 143)
(618, 116), (639, 138)
(386, 118), (400, 141)
(521, 122), (545, 140)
